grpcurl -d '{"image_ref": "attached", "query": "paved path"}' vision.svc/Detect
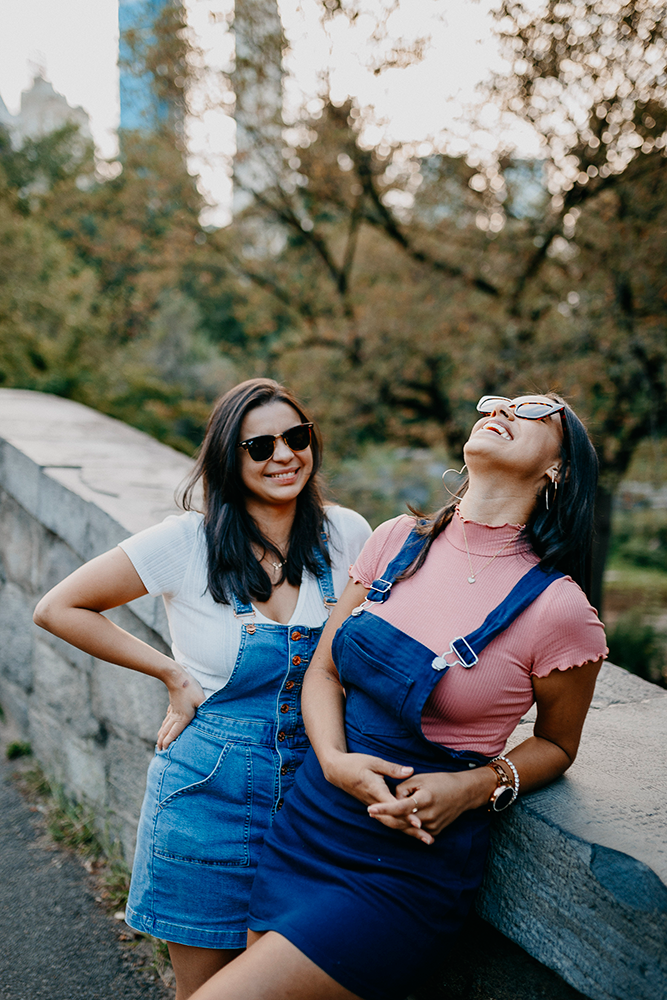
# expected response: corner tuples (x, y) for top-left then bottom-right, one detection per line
(0, 753), (170, 1000)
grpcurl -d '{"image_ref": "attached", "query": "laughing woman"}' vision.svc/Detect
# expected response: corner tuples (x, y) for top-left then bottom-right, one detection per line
(33, 378), (371, 999)
(188, 392), (607, 1000)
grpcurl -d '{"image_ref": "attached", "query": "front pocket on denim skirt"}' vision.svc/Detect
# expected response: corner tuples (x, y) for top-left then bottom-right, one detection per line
(154, 736), (253, 867)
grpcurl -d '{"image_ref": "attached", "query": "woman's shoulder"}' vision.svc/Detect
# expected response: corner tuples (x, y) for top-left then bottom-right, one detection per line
(528, 574), (608, 676)
(370, 513), (416, 546)
(349, 514), (417, 585)
(118, 510), (205, 597)
(119, 510), (205, 563)
(324, 504), (372, 539)
(538, 573), (599, 617)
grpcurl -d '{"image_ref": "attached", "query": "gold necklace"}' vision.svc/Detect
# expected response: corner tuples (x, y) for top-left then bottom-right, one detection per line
(460, 521), (522, 584)
(259, 550), (284, 573)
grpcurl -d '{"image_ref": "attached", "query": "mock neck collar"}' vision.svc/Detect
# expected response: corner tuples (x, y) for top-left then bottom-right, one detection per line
(446, 507), (529, 557)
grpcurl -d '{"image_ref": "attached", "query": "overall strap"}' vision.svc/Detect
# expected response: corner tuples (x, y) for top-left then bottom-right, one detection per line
(432, 565), (564, 671)
(366, 525), (428, 604)
(312, 530), (337, 614)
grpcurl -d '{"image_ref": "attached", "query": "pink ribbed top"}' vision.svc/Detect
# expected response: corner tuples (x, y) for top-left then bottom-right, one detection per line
(349, 511), (607, 756)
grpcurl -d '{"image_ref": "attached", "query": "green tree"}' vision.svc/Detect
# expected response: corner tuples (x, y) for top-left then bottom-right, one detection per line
(204, 0), (667, 608)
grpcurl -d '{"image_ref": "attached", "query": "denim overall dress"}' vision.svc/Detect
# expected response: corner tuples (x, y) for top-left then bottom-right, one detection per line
(125, 545), (336, 950)
(249, 527), (562, 1000)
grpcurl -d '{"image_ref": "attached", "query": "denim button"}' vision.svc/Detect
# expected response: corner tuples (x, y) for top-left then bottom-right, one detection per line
(278, 731), (286, 742)
(291, 631), (302, 641)
(285, 680), (295, 691)
(292, 655), (301, 665)
(281, 764), (289, 775)
(280, 704), (290, 714)
(276, 798), (284, 810)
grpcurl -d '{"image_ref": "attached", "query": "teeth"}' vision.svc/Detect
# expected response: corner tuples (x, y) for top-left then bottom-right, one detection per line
(484, 421), (511, 440)
(267, 470), (297, 479)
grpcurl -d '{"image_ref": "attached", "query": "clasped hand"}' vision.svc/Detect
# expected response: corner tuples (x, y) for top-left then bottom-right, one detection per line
(157, 667), (206, 750)
(325, 751), (473, 846)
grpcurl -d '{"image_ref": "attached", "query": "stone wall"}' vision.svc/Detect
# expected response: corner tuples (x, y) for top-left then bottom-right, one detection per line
(0, 388), (193, 857)
(0, 388), (665, 1000)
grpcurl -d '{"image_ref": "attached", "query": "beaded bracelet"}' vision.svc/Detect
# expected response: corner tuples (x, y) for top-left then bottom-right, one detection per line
(493, 755), (520, 801)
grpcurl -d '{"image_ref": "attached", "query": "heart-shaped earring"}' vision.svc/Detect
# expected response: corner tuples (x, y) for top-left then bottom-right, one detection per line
(442, 465), (468, 501)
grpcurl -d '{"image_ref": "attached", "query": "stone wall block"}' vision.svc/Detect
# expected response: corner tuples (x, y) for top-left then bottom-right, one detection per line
(0, 582), (35, 690)
(90, 659), (169, 745)
(62, 734), (108, 807)
(31, 637), (98, 739)
(37, 530), (82, 599)
(0, 489), (43, 593)
(36, 469), (99, 562)
(0, 441), (42, 517)
(28, 703), (108, 809)
(104, 732), (154, 858)
(477, 806), (667, 1000)
(0, 677), (31, 733)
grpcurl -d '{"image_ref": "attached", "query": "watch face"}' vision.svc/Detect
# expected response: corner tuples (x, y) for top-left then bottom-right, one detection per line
(492, 786), (514, 812)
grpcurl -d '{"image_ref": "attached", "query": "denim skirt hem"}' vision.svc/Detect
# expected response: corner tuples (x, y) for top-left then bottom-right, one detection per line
(125, 904), (248, 950)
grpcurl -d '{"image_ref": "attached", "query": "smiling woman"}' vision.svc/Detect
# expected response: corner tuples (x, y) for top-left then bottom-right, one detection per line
(32, 378), (371, 1000)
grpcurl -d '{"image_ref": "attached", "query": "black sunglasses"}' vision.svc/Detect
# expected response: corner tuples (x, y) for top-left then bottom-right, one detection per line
(238, 423), (314, 462)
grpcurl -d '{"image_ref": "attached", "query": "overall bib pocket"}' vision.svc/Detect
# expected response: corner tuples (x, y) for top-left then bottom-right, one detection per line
(341, 636), (414, 737)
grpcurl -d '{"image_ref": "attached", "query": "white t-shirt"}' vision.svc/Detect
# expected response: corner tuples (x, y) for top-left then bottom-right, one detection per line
(119, 505), (372, 697)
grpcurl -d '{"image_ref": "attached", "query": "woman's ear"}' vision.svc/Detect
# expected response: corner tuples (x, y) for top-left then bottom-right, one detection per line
(546, 466), (561, 484)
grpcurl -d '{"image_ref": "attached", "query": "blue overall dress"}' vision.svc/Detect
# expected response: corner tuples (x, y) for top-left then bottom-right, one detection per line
(125, 545), (336, 949)
(248, 527), (562, 1000)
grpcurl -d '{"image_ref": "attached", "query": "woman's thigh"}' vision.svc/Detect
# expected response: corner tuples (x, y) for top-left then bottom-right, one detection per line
(189, 931), (363, 1000)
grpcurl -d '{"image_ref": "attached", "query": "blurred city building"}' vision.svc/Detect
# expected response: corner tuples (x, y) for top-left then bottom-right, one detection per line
(117, 0), (283, 220)
(0, 73), (91, 147)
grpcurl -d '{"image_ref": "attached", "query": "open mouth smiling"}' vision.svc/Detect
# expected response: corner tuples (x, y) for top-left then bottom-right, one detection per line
(482, 420), (513, 441)
(265, 468), (299, 480)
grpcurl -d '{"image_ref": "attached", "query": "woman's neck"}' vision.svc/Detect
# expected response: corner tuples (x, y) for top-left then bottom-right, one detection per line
(457, 477), (534, 527)
(244, 497), (297, 551)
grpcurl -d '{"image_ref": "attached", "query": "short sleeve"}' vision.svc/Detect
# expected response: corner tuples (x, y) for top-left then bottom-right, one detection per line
(118, 511), (202, 597)
(529, 576), (608, 677)
(350, 515), (415, 588)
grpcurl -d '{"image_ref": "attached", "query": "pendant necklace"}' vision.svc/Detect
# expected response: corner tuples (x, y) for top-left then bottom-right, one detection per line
(460, 521), (522, 584)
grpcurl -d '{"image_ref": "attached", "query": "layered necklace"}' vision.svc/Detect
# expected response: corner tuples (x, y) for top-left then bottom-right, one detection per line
(460, 520), (522, 584)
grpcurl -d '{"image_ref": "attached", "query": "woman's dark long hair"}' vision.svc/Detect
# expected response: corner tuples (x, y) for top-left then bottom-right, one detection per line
(180, 378), (329, 605)
(402, 396), (599, 597)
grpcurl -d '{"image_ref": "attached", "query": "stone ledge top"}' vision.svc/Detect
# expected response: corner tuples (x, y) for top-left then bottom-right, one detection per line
(508, 662), (667, 887)
(0, 388), (195, 535)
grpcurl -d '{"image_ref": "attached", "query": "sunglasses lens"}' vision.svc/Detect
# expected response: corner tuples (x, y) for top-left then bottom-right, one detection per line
(246, 436), (275, 461)
(514, 402), (552, 418)
(283, 424), (312, 452)
(477, 397), (508, 414)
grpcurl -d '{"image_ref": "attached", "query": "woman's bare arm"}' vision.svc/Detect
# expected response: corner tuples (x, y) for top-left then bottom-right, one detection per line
(368, 657), (603, 843)
(302, 580), (415, 812)
(33, 547), (204, 748)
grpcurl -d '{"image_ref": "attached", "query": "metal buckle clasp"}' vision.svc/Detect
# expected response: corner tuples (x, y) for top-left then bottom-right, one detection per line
(448, 636), (478, 668)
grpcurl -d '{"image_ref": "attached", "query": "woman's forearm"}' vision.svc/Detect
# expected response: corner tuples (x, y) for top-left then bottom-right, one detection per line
(35, 603), (185, 691)
(302, 580), (369, 776)
(33, 546), (188, 694)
